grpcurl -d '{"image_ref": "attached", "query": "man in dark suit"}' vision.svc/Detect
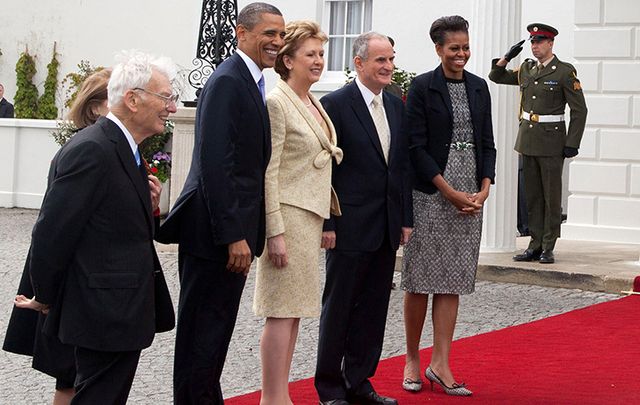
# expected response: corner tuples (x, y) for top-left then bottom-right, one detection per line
(157, 3), (285, 403)
(0, 83), (15, 118)
(22, 51), (177, 404)
(314, 32), (413, 405)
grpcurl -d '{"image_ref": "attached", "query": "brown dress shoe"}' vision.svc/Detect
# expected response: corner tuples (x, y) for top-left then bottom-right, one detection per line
(512, 248), (542, 262)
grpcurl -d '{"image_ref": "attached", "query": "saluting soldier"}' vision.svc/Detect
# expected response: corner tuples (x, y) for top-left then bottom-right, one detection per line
(489, 23), (587, 264)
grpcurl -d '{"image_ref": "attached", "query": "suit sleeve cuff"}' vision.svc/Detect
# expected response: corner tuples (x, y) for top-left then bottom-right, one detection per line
(265, 209), (285, 238)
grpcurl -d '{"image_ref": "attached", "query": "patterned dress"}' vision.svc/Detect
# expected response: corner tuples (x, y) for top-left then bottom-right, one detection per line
(401, 79), (482, 295)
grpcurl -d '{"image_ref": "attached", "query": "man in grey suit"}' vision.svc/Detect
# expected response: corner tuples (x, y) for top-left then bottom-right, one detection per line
(23, 51), (176, 404)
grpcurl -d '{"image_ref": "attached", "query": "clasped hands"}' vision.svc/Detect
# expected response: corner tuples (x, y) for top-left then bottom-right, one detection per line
(445, 188), (488, 215)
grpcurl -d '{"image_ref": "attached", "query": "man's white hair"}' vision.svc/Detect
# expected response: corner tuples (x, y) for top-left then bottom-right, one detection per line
(107, 50), (177, 108)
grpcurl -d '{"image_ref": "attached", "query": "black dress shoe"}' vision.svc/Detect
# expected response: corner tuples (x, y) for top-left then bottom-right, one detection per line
(539, 250), (555, 264)
(512, 248), (542, 262)
(349, 391), (397, 405)
(319, 400), (350, 405)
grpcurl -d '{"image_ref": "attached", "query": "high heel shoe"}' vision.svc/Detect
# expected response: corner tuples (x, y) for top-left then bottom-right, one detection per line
(425, 366), (472, 396)
(401, 377), (423, 392)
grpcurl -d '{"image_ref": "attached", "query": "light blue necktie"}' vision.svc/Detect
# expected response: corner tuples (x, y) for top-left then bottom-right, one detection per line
(134, 148), (141, 166)
(258, 75), (266, 105)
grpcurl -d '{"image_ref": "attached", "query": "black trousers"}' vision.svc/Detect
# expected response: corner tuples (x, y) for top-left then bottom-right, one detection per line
(173, 252), (247, 405)
(315, 241), (396, 401)
(71, 346), (141, 405)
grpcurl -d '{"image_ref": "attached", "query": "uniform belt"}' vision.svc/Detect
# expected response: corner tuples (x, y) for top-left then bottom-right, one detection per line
(521, 111), (565, 123)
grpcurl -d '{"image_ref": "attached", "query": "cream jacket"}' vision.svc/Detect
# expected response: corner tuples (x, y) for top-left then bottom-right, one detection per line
(265, 79), (342, 238)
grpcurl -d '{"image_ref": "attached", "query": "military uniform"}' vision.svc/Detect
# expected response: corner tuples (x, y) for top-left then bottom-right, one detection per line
(489, 23), (587, 260)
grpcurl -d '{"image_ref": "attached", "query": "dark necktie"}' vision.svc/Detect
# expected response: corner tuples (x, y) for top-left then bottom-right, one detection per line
(258, 75), (266, 105)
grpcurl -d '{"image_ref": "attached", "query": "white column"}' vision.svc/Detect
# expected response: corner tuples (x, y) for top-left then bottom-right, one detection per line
(469, 0), (522, 252)
(168, 107), (196, 209)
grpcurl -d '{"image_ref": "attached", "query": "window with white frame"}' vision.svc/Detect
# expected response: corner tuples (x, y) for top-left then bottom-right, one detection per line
(325, 0), (372, 72)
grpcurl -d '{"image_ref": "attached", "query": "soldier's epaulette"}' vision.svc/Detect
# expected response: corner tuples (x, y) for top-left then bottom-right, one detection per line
(524, 58), (536, 67)
(557, 59), (576, 71)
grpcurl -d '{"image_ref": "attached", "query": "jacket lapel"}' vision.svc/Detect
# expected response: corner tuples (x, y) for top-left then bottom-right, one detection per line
(430, 65), (454, 120)
(349, 81), (386, 162)
(232, 53), (271, 167)
(382, 92), (397, 166)
(464, 75), (485, 146)
(276, 80), (335, 149)
(100, 118), (153, 230)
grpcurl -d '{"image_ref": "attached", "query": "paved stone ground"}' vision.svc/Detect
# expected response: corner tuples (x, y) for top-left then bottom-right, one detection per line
(0, 208), (618, 404)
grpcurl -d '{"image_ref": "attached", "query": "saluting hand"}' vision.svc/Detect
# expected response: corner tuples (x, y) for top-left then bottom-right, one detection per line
(504, 39), (526, 62)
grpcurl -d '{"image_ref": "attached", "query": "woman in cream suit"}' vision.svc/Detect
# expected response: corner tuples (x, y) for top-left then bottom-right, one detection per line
(254, 20), (342, 405)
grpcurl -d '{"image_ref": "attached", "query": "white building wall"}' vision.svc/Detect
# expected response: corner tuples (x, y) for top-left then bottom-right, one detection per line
(562, 0), (640, 243)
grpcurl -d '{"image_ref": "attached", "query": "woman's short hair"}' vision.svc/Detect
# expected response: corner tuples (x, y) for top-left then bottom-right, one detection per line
(274, 20), (328, 80)
(107, 50), (177, 108)
(68, 68), (112, 129)
(429, 15), (469, 46)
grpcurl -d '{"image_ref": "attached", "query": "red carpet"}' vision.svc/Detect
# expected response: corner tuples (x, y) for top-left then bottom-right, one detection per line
(227, 296), (640, 404)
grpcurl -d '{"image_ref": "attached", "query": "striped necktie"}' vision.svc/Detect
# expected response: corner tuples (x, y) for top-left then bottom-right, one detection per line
(371, 94), (390, 162)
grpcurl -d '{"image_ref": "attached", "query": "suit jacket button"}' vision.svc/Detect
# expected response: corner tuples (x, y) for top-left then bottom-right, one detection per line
(534, 81), (538, 85)
(532, 95), (537, 99)
(529, 124), (533, 128)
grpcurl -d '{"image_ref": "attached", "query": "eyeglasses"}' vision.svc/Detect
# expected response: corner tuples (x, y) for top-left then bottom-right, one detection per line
(133, 87), (179, 107)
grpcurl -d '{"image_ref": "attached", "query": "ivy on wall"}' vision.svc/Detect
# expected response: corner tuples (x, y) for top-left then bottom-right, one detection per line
(13, 44), (61, 119)
(14, 49), (39, 118)
(63, 60), (104, 109)
(37, 43), (59, 119)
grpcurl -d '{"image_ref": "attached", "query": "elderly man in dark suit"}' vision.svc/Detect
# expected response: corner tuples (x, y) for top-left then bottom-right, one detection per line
(314, 32), (413, 405)
(0, 83), (15, 118)
(157, 3), (285, 403)
(20, 51), (177, 404)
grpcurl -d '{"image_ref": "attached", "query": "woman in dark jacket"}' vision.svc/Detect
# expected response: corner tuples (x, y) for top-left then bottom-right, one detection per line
(400, 15), (496, 397)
